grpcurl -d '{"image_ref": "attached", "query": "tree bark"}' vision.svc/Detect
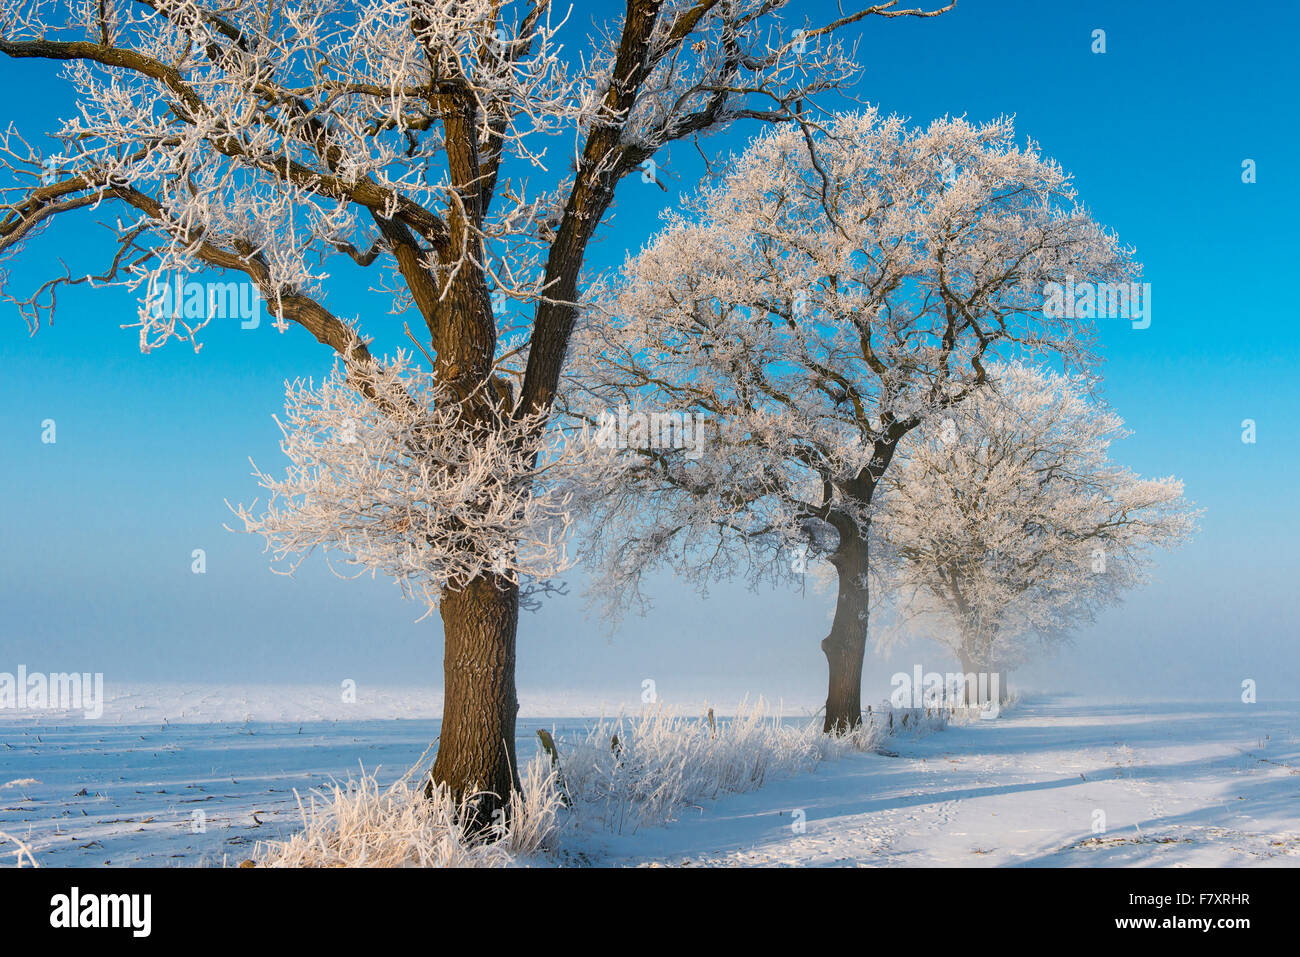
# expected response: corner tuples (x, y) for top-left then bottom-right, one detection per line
(418, 12), (667, 819)
(958, 651), (982, 707)
(958, 649), (1008, 707)
(991, 660), (1011, 705)
(822, 528), (870, 733)
(429, 573), (522, 828)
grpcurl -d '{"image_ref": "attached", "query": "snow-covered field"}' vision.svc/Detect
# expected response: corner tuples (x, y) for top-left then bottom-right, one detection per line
(2, 691), (1296, 867)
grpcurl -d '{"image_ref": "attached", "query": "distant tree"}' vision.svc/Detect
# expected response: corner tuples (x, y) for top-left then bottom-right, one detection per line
(0, 0), (952, 818)
(565, 110), (1138, 731)
(874, 361), (1197, 703)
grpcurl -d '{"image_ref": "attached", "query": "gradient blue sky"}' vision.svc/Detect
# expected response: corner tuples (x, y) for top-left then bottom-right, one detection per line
(2, 0), (1296, 706)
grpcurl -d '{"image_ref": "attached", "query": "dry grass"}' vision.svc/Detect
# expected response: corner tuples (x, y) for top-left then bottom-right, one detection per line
(0, 830), (39, 867)
(256, 756), (563, 868)
(558, 699), (902, 833)
(253, 698), (946, 866)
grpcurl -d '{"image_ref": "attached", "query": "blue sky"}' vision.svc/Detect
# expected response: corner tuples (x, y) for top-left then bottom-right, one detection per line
(1, 0), (1296, 706)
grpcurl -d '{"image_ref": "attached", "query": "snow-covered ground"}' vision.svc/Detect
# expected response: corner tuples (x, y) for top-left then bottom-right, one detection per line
(582, 698), (1300, 867)
(0, 682), (719, 725)
(2, 693), (1296, 867)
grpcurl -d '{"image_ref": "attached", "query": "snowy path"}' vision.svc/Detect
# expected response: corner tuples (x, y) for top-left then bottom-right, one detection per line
(577, 699), (1300, 867)
(2, 697), (1297, 866)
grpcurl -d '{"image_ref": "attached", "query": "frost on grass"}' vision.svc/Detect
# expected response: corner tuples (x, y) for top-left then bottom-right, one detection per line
(256, 758), (564, 868)
(255, 700), (945, 866)
(555, 701), (882, 833)
(0, 830), (39, 867)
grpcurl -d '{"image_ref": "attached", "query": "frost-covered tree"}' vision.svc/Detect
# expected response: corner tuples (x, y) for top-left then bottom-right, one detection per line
(874, 361), (1197, 703)
(0, 0), (954, 815)
(565, 110), (1139, 731)
(229, 350), (604, 614)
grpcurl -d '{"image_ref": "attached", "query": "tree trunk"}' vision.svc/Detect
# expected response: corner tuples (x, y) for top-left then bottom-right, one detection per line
(957, 649), (1007, 707)
(958, 651), (974, 707)
(429, 573), (522, 828)
(992, 660), (1011, 705)
(822, 529), (870, 734)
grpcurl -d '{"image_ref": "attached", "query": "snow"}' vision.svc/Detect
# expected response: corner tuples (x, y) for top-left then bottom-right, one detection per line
(584, 698), (1300, 867)
(2, 692), (1296, 867)
(0, 683), (745, 725)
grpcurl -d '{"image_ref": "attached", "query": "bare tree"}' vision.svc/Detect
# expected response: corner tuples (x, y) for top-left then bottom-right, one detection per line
(564, 110), (1136, 732)
(0, 0), (953, 819)
(874, 360), (1197, 703)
